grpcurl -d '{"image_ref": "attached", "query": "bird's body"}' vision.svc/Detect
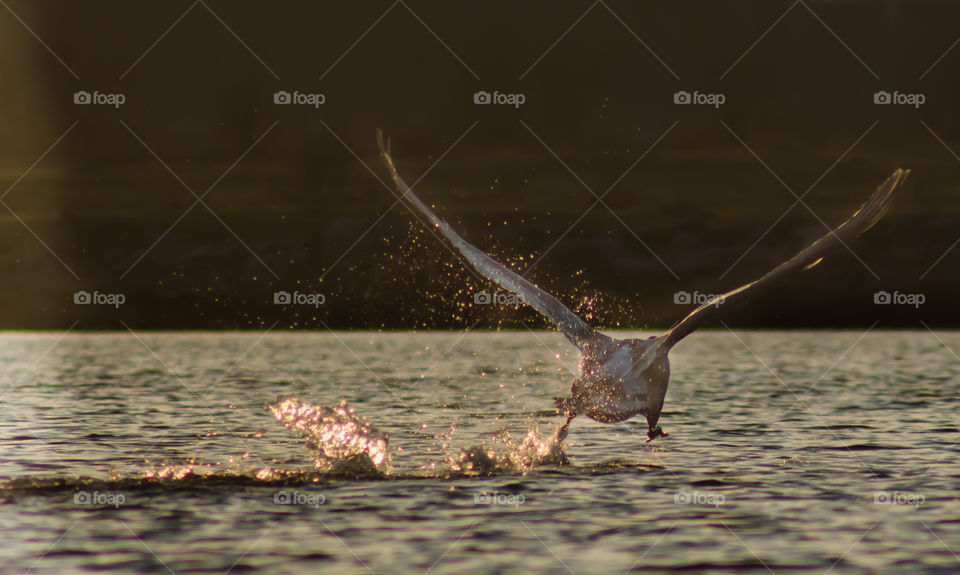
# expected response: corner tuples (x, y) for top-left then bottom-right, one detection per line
(563, 336), (667, 424)
(378, 131), (908, 443)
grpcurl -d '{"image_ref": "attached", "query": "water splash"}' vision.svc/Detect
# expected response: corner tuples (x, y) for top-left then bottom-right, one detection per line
(452, 425), (568, 474)
(143, 465), (198, 481)
(266, 396), (391, 475)
(3, 398), (574, 497)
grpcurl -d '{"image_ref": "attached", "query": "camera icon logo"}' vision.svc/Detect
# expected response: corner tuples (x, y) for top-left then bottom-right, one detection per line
(274, 291), (292, 304)
(474, 291), (492, 304)
(74, 491), (91, 504)
(673, 91), (691, 105)
(873, 491), (891, 504)
(74, 91), (92, 105)
(873, 91), (891, 105)
(874, 290), (891, 304)
(673, 490), (691, 504)
(274, 90), (292, 105)
(274, 491), (292, 504)
(674, 290), (691, 304)
(473, 90), (491, 105)
(74, 290), (92, 304)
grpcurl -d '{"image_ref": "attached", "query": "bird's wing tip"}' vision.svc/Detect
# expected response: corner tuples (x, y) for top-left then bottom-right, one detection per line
(889, 167), (910, 189)
(376, 129), (390, 156)
(855, 166), (908, 234)
(899, 167), (911, 184)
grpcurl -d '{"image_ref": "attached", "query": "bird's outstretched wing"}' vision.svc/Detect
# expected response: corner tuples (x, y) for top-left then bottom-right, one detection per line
(662, 168), (909, 349)
(377, 131), (608, 351)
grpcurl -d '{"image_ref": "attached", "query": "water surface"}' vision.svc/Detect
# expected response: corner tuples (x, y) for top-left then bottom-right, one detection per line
(1, 331), (958, 574)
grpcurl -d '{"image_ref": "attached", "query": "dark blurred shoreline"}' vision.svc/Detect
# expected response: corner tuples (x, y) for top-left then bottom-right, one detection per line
(1, 1), (958, 329)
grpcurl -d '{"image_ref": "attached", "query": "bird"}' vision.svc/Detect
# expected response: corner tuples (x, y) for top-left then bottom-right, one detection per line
(377, 131), (908, 443)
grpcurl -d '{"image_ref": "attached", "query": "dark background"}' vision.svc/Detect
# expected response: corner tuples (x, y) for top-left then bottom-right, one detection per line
(0, 0), (957, 330)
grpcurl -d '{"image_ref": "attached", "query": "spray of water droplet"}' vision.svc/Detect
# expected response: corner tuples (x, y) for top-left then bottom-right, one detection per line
(449, 423), (568, 474)
(266, 396), (392, 474)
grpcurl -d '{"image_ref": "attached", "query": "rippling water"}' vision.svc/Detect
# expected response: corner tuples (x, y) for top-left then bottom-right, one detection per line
(1, 330), (959, 574)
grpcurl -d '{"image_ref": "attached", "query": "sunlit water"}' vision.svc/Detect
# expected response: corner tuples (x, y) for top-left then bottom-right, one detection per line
(1, 331), (959, 574)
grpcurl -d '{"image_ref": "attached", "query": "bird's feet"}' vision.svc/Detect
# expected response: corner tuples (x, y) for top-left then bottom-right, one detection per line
(556, 415), (574, 443)
(646, 426), (669, 442)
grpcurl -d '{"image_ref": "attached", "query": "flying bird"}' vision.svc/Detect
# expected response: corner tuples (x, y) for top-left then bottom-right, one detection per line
(377, 131), (907, 443)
